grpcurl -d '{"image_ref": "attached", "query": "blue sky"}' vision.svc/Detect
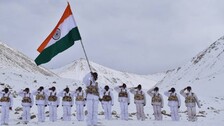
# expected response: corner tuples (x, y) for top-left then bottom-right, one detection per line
(1, 0), (224, 74)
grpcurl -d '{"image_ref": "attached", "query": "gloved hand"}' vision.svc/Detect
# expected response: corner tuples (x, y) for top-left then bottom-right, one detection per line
(178, 106), (180, 108)
(128, 103), (130, 105)
(57, 105), (59, 108)
(9, 107), (12, 110)
(71, 105), (73, 107)
(30, 106), (32, 108)
(45, 105), (47, 107)
(84, 104), (86, 107)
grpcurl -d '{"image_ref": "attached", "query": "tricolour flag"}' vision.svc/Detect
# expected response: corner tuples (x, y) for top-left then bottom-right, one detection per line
(35, 3), (81, 65)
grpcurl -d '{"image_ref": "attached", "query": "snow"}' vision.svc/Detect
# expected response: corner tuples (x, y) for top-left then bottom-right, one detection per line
(1, 35), (224, 126)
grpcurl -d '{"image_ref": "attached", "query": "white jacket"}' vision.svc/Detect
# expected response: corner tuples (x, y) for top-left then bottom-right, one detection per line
(100, 89), (114, 105)
(114, 86), (130, 104)
(164, 91), (181, 107)
(0, 91), (13, 107)
(180, 89), (201, 108)
(59, 91), (74, 106)
(18, 90), (34, 107)
(83, 73), (100, 100)
(74, 90), (86, 105)
(33, 90), (47, 105)
(46, 90), (60, 106)
(130, 88), (146, 105)
(147, 88), (163, 107)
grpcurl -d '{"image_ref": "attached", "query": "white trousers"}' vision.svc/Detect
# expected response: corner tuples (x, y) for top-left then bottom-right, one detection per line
(86, 99), (99, 125)
(136, 103), (145, 120)
(153, 105), (162, 120)
(76, 103), (84, 121)
(1, 106), (9, 124)
(49, 105), (57, 122)
(37, 105), (45, 122)
(102, 102), (112, 120)
(120, 102), (128, 120)
(187, 106), (197, 121)
(63, 105), (72, 121)
(22, 106), (31, 122)
(170, 106), (179, 121)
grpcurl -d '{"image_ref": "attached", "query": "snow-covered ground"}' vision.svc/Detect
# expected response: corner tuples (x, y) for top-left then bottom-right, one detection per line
(1, 67), (223, 126)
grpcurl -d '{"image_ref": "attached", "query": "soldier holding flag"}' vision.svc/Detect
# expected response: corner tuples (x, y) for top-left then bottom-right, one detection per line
(83, 72), (100, 126)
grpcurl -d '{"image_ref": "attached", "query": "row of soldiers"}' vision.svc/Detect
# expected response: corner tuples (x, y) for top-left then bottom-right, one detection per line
(0, 72), (201, 125)
(114, 83), (201, 122)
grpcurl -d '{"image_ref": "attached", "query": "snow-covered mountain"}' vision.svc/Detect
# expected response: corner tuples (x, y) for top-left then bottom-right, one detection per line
(53, 58), (165, 88)
(157, 36), (224, 96)
(0, 42), (55, 76)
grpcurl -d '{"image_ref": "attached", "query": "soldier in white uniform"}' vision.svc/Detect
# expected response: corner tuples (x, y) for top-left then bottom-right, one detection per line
(0, 88), (13, 125)
(130, 84), (146, 121)
(114, 83), (130, 120)
(59, 87), (74, 121)
(33, 86), (47, 122)
(180, 86), (201, 122)
(164, 87), (181, 121)
(18, 88), (34, 124)
(147, 87), (164, 121)
(74, 87), (85, 121)
(47, 86), (59, 122)
(83, 72), (100, 126)
(100, 85), (114, 120)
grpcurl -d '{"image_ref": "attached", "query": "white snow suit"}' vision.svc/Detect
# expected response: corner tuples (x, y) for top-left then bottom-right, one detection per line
(59, 91), (74, 121)
(180, 89), (201, 121)
(114, 86), (130, 120)
(100, 89), (114, 120)
(164, 91), (181, 121)
(18, 91), (34, 123)
(74, 90), (86, 121)
(130, 88), (146, 121)
(47, 90), (60, 122)
(147, 88), (164, 120)
(0, 91), (13, 125)
(83, 73), (100, 126)
(33, 90), (47, 122)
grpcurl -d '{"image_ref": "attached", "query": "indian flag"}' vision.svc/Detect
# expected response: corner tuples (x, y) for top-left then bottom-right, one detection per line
(35, 3), (81, 65)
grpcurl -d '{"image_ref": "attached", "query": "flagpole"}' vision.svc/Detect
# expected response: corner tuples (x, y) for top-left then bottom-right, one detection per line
(80, 40), (92, 72)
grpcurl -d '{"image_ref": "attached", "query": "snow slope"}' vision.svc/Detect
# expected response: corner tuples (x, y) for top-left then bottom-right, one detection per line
(0, 42), (55, 76)
(156, 36), (224, 96)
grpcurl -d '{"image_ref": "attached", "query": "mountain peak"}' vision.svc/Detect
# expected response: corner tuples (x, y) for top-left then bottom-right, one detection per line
(53, 58), (163, 88)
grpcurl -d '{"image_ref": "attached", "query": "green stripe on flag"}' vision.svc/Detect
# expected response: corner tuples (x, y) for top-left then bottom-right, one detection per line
(35, 27), (81, 65)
